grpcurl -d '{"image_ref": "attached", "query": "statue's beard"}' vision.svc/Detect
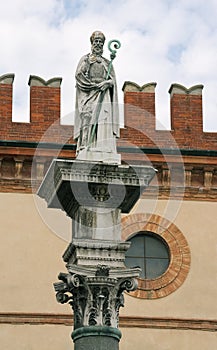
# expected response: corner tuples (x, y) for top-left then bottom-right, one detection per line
(92, 45), (103, 56)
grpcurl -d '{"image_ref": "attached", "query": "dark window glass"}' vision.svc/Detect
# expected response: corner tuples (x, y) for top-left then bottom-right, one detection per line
(126, 235), (144, 256)
(125, 232), (170, 279)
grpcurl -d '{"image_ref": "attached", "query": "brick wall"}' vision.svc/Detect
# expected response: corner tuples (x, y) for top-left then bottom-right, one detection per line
(0, 74), (73, 144)
(121, 81), (217, 150)
(0, 74), (217, 150)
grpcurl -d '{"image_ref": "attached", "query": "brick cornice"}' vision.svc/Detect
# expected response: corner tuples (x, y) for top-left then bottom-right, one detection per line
(1, 145), (217, 199)
(0, 313), (216, 332)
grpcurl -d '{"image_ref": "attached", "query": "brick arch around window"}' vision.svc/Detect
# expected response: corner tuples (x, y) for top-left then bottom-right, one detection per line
(121, 213), (191, 299)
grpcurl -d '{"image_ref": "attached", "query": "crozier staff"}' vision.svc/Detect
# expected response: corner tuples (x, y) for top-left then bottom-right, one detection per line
(74, 31), (120, 154)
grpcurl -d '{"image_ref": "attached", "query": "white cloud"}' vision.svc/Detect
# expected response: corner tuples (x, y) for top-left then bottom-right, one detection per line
(0, 0), (217, 130)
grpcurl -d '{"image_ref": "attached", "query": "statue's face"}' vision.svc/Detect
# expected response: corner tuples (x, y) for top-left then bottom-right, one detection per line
(92, 37), (104, 56)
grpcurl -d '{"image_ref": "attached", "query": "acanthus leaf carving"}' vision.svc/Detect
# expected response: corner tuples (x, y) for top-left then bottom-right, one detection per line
(53, 268), (138, 330)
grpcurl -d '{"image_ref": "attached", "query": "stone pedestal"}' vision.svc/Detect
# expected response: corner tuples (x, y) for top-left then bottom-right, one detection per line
(38, 159), (155, 208)
(38, 158), (156, 349)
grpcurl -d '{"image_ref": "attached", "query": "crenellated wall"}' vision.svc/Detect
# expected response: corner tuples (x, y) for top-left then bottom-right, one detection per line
(121, 81), (217, 150)
(0, 74), (217, 150)
(0, 74), (73, 144)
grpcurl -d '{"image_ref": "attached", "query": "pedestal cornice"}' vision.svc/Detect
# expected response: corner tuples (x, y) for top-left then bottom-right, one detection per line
(37, 159), (156, 215)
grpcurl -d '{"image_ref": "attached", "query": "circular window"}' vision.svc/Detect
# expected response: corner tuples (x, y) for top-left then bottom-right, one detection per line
(122, 213), (191, 299)
(125, 232), (170, 279)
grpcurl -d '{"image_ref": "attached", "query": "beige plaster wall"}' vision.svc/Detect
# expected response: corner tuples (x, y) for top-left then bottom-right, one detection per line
(120, 328), (217, 350)
(0, 193), (216, 319)
(0, 324), (216, 350)
(121, 199), (217, 320)
(0, 324), (72, 350)
(0, 193), (70, 314)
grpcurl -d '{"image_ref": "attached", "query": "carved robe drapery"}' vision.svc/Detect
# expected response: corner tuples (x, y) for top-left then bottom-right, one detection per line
(74, 53), (119, 154)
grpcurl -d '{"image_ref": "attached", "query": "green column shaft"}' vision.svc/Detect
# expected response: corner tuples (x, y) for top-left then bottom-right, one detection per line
(72, 326), (122, 350)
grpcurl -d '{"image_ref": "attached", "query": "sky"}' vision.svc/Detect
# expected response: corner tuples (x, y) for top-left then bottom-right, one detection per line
(1, 0), (217, 130)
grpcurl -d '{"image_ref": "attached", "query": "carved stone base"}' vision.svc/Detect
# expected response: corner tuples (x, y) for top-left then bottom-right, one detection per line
(63, 239), (131, 268)
(72, 326), (121, 350)
(76, 148), (121, 164)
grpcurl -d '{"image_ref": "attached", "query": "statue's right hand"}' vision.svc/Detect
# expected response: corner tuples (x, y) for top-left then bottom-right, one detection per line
(97, 80), (113, 91)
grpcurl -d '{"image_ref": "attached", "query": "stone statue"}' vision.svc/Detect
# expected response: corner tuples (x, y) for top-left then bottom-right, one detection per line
(74, 31), (120, 162)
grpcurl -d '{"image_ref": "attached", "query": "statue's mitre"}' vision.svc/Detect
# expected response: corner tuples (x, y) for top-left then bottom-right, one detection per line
(90, 31), (106, 43)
